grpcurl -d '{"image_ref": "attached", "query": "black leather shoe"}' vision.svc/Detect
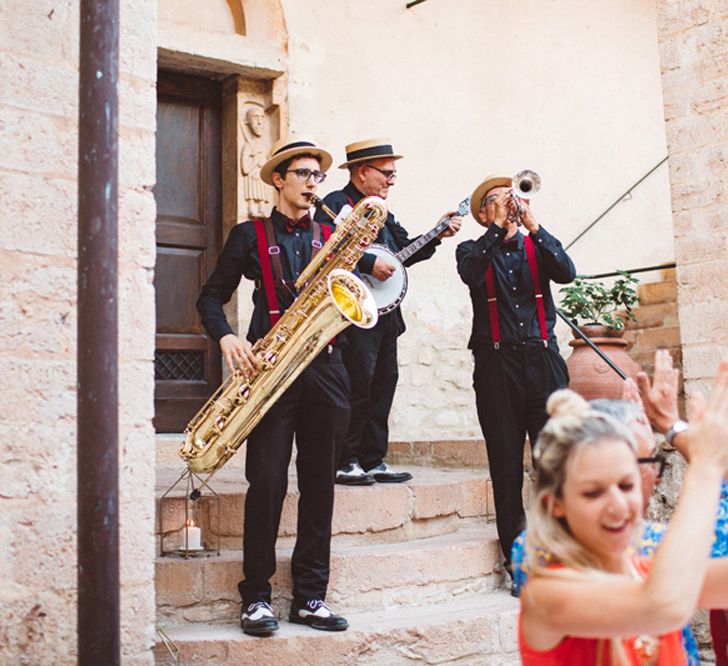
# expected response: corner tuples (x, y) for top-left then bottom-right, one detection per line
(241, 601), (279, 636)
(368, 463), (412, 483)
(335, 462), (375, 486)
(289, 599), (349, 631)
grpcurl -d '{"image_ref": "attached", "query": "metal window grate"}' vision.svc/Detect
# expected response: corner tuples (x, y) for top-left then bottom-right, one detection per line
(155, 351), (204, 381)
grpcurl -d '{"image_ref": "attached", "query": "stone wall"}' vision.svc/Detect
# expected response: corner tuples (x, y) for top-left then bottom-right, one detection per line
(0, 1), (157, 663)
(656, 1), (728, 395)
(655, 3), (728, 659)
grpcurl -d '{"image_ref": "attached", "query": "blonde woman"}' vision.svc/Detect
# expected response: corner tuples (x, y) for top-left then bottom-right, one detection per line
(519, 362), (728, 665)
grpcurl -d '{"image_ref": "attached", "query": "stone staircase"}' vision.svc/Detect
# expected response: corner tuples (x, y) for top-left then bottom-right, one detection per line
(624, 267), (682, 377)
(153, 437), (521, 665)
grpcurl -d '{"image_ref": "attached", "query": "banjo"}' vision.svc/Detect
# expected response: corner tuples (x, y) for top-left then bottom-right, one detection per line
(361, 197), (471, 314)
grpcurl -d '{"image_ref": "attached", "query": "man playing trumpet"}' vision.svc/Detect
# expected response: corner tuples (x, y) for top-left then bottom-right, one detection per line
(456, 173), (576, 585)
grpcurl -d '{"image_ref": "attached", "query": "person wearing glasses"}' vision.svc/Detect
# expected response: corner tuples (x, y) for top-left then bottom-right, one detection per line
(314, 138), (461, 486)
(457, 173), (576, 581)
(197, 137), (350, 637)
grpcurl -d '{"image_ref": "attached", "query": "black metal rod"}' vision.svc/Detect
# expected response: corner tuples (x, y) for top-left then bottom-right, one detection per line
(556, 310), (627, 380)
(578, 262), (676, 281)
(406, 0), (429, 7)
(565, 156), (669, 250)
(78, 0), (120, 664)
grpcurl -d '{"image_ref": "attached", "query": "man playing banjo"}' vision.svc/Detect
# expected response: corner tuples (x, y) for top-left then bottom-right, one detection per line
(314, 138), (461, 485)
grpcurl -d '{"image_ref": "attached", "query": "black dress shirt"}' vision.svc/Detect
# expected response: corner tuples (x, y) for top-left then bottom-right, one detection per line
(197, 208), (336, 344)
(456, 224), (576, 349)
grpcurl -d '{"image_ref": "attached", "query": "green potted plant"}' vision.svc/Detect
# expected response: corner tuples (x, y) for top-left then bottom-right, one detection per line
(559, 270), (639, 335)
(559, 271), (641, 401)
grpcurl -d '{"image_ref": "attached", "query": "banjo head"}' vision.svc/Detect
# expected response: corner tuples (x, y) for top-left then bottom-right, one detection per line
(361, 245), (408, 314)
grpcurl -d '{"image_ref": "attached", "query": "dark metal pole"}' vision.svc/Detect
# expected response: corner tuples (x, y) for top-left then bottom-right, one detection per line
(78, 0), (120, 664)
(556, 310), (627, 380)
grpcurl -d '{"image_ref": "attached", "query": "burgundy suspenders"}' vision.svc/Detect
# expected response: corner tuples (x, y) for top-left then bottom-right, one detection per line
(523, 235), (549, 344)
(484, 235), (548, 349)
(254, 218), (282, 326)
(254, 217), (331, 328)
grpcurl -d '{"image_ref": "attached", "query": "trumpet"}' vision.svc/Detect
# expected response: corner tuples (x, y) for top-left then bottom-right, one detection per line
(508, 169), (541, 225)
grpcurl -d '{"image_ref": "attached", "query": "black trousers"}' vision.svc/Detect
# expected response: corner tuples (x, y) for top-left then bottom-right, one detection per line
(472, 342), (569, 564)
(238, 349), (350, 606)
(340, 314), (400, 472)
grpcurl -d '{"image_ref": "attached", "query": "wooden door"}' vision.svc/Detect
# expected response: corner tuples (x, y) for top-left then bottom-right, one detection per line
(154, 72), (222, 432)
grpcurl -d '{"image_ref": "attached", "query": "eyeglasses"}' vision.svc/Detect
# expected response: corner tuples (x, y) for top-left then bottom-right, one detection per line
(637, 454), (666, 479)
(285, 168), (327, 184)
(365, 164), (397, 182)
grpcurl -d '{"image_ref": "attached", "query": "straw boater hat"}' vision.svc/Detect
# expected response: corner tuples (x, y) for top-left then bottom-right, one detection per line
(260, 137), (333, 186)
(469, 173), (512, 222)
(338, 137), (404, 169)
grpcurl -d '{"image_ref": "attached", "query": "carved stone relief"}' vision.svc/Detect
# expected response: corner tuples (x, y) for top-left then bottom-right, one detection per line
(239, 102), (272, 218)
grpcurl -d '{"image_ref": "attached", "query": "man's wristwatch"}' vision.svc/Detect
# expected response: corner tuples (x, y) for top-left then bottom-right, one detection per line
(664, 420), (689, 446)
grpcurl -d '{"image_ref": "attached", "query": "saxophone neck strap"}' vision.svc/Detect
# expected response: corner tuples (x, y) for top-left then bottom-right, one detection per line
(484, 234), (548, 349)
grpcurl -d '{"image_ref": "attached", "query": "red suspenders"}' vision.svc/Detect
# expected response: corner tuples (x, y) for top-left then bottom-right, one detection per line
(254, 218), (281, 326)
(484, 235), (548, 349)
(254, 217), (331, 328)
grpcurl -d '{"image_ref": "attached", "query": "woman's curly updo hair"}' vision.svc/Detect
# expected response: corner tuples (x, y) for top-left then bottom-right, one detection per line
(527, 389), (638, 573)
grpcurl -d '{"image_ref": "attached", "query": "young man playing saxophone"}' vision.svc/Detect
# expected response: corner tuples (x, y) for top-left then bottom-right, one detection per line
(197, 137), (350, 636)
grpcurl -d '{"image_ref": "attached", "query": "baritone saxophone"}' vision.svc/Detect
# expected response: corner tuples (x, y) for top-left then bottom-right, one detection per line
(179, 196), (387, 474)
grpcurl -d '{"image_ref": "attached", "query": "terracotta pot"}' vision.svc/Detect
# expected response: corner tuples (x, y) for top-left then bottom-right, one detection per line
(566, 327), (641, 401)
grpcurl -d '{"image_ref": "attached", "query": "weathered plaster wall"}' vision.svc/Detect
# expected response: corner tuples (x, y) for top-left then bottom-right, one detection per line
(656, 1), (728, 395)
(280, 0), (673, 441)
(0, 1), (157, 663)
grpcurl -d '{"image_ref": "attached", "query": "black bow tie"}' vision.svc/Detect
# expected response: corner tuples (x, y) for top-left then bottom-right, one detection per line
(283, 214), (311, 234)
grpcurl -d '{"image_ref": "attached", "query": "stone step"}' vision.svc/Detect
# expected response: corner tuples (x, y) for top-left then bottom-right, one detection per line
(154, 592), (520, 665)
(387, 438), (491, 468)
(155, 466), (505, 549)
(624, 325), (681, 354)
(625, 301), (678, 330)
(157, 434), (503, 472)
(156, 523), (503, 625)
(636, 277), (677, 306)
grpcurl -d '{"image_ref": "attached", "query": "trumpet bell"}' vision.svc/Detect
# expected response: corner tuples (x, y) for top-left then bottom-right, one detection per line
(513, 170), (541, 200)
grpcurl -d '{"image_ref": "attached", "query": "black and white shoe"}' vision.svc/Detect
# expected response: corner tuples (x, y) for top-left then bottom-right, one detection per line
(335, 462), (375, 486)
(241, 601), (279, 636)
(289, 599), (349, 631)
(368, 462), (412, 483)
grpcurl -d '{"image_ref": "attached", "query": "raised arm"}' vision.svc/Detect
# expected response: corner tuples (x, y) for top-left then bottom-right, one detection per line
(636, 349), (690, 458)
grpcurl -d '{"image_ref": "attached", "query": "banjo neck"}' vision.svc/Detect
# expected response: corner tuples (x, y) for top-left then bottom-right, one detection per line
(395, 215), (452, 264)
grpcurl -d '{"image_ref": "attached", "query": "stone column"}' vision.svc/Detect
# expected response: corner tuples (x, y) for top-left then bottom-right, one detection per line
(656, 1), (728, 394)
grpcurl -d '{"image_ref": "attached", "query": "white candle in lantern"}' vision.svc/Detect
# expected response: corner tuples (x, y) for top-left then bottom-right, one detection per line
(183, 520), (202, 550)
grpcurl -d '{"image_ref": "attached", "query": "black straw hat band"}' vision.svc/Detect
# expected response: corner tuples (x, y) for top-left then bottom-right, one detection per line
(272, 140), (316, 156)
(346, 144), (394, 161)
